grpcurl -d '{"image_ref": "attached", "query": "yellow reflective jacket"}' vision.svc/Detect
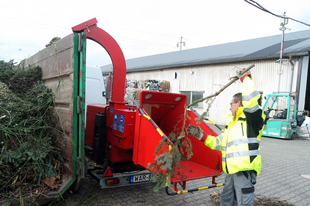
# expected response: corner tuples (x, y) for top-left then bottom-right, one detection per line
(203, 76), (265, 175)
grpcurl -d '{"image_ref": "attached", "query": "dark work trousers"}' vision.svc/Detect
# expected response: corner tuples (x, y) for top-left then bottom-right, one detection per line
(220, 171), (256, 206)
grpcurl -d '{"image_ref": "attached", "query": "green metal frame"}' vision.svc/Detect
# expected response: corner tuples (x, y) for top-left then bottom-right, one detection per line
(63, 33), (86, 191)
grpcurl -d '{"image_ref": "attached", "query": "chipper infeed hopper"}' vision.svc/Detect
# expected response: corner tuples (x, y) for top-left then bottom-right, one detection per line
(133, 90), (223, 195)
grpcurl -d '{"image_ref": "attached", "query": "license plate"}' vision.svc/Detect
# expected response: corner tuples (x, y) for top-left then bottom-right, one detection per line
(130, 174), (152, 183)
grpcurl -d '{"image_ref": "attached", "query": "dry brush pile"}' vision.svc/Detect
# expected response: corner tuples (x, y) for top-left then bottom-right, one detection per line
(0, 60), (64, 203)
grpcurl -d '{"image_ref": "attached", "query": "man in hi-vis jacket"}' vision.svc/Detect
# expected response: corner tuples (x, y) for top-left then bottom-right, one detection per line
(187, 73), (265, 206)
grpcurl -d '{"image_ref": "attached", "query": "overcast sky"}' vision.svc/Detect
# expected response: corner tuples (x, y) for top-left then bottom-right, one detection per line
(1, 0), (310, 67)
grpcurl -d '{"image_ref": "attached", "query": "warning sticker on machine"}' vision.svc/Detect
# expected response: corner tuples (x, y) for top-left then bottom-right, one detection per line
(113, 114), (118, 130)
(118, 115), (125, 132)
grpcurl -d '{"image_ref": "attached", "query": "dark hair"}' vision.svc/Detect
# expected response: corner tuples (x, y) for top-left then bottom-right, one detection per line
(233, 92), (242, 103)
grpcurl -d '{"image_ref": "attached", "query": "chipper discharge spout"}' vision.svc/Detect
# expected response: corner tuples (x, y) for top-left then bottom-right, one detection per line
(133, 91), (223, 195)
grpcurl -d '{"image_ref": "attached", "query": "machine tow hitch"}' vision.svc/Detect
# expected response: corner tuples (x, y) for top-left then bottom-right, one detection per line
(166, 176), (224, 195)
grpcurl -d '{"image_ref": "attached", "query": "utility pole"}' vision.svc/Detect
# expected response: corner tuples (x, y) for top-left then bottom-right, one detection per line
(177, 36), (185, 50)
(277, 12), (289, 93)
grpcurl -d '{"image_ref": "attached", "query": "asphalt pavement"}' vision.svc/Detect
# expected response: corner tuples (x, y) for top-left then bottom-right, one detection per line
(255, 135), (310, 206)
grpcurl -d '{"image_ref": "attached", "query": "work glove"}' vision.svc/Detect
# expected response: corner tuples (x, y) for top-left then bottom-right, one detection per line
(240, 72), (251, 82)
(186, 124), (203, 140)
(230, 70), (251, 81)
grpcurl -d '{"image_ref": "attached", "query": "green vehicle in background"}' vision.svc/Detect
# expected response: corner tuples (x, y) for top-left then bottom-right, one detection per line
(262, 93), (297, 139)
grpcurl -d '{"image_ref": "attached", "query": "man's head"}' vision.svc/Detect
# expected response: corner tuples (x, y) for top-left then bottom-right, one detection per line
(230, 93), (242, 116)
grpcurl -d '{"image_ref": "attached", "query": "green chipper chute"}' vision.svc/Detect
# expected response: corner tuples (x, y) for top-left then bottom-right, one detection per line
(262, 93), (297, 139)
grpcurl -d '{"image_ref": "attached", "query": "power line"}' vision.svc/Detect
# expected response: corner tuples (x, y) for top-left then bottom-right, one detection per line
(1, 3), (179, 40)
(0, 17), (175, 49)
(0, 3), (181, 50)
(0, 11), (179, 51)
(103, 24), (179, 39)
(0, 4), (79, 25)
(1, 3), (179, 39)
(244, 0), (310, 27)
(0, 16), (69, 34)
(0, 15), (179, 48)
(114, 36), (175, 48)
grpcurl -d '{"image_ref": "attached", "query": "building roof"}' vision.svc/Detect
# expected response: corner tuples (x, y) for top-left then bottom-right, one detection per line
(101, 29), (310, 74)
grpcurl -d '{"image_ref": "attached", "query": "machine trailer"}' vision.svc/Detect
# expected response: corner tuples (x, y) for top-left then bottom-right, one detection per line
(72, 18), (224, 194)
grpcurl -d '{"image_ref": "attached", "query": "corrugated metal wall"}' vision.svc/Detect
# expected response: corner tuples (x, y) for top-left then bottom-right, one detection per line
(125, 58), (301, 125)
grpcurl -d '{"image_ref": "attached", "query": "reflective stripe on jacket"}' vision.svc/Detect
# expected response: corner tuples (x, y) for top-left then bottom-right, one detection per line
(203, 76), (265, 175)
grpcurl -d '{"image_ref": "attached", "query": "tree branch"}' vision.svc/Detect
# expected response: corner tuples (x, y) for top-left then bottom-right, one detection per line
(187, 64), (255, 108)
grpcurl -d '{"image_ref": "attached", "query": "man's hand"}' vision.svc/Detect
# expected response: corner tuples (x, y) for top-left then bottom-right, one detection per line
(240, 72), (251, 82)
(229, 70), (251, 81)
(186, 124), (203, 140)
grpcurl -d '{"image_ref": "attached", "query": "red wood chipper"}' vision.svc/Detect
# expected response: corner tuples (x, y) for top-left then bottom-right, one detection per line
(72, 18), (223, 195)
